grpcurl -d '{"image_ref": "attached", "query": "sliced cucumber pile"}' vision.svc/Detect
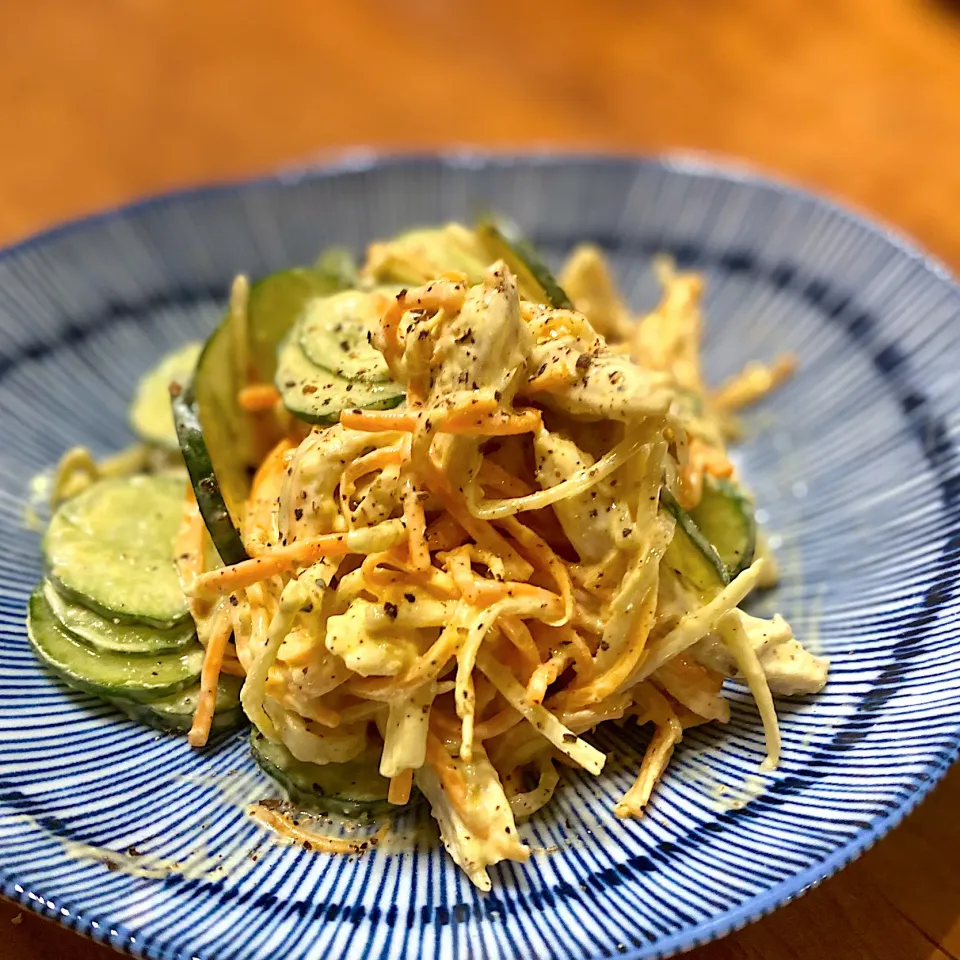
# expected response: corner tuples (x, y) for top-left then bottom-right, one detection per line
(28, 586), (203, 702)
(42, 580), (195, 655)
(173, 266), (355, 565)
(110, 676), (243, 734)
(44, 474), (189, 627)
(662, 478), (756, 598)
(129, 341), (203, 451)
(31, 474), (244, 736)
(251, 730), (396, 819)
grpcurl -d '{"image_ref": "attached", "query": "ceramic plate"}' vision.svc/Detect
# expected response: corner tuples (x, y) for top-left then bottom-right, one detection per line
(2, 154), (959, 960)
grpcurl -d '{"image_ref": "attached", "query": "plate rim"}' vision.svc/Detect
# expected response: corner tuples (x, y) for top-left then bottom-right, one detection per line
(2, 148), (959, 960)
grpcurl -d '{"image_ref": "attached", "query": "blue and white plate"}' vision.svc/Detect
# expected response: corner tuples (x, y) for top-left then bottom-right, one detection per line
(2, 154), (959, 960)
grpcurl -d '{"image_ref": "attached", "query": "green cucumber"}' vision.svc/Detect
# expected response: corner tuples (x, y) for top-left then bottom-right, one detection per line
(110, 676), (244, 734)
(662, 479), (756, 598)
(43, 580), (196, 655)
(476, 219), (572, 309)
(171, 352), (250, 567)
(173, 267), (354, 566)
(662, 489), (728, 598)
(44, 475), (188, 627)
(298, 290), (392, 383)
(275, 329), (405, 425)
(691, 478), (756, 580)
(363, 225), (489, 286)
(129, 341), (203, 451)
(313, 247), (359, 290)
(27, 587), (203, 702)
(250, 730), (394, 819)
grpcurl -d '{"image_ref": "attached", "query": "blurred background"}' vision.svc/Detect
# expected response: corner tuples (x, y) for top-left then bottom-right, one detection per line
(2, 0), (959, 267)
(1, 1), (959, 958)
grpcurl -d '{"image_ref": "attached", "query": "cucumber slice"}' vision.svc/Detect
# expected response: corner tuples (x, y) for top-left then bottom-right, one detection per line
(129, 341), (203, 451)
(27, 587), (204, 702)
(173, 267), (353, 566)
(662, 489), (728, 598)
(314, 247), (359, 289)
(247, 269), (350, 384)
(662, 480), (757, 598)
(363, 225), (489, 287)
(250, 730), (394, 819)
(298, 290), (392, 383)
(276, 329), (405, 425)
(476, 219), (573, 309)
(110, 676), (244, 734)
(44, 475), (189, 627)
(691, 478), (756, 579)
(43, 580), (196, 655)
(171, 354), (250, 567)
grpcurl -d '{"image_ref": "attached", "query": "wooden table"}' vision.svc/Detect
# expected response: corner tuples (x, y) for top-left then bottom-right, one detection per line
(2, 1), (960, 957)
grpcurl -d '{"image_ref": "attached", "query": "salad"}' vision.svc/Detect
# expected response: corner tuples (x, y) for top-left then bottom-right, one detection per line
(28, 221), (827, 890)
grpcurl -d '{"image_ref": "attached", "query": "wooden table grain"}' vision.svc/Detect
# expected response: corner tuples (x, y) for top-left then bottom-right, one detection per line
(2, 1), (960, 957)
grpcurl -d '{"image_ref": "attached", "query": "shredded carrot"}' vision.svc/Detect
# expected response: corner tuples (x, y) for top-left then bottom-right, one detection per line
(498, 516), (574, 626)
(188, 606), (233, 747)
(388, 768), (413, 805)
(441, 408), (542, 436)
(677, 436), (734, 509)
(341, 404), (541, 437)
(410, 433), (533, 582)
(695, 438), (735, 480)
(192, 523), (404, 596)
(374, 280), (467, 375)
(470, 579), (562, 610)
(526, 651), (571, 705)
(238, 383), (281, 412)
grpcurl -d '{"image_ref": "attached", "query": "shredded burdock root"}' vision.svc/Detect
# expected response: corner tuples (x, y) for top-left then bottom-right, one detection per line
(177, 245), (827, 891)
